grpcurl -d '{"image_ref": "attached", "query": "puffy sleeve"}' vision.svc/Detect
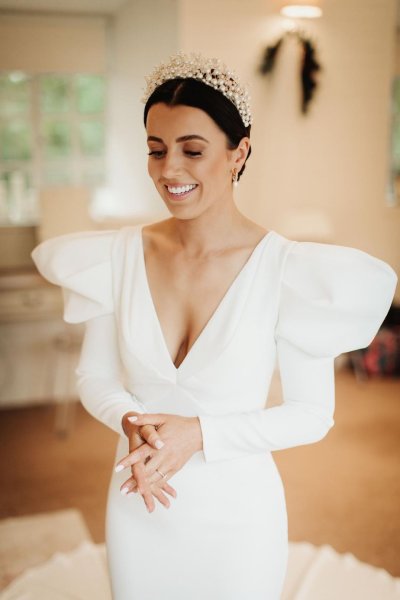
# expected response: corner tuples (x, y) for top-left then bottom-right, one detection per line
(275, 240), (398, 358)
(31, 229), (147, 436)
(198, 241), (398, 463)
(31, 230), (116, 323)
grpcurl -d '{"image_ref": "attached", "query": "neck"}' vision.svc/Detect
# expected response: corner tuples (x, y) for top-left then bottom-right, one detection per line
(167, 199), (251, 257)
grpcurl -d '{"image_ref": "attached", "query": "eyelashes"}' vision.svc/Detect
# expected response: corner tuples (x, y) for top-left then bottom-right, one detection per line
(147, 151), (202, 158)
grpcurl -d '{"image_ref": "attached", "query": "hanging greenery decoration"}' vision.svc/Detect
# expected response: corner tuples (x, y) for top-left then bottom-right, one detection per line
(259, 30), (321, 114)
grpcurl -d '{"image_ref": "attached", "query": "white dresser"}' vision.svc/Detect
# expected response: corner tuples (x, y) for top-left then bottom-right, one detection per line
(0, 268), (83, 409)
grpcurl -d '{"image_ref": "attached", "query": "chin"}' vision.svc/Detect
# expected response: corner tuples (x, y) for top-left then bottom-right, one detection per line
(165, 205), (197, 218)
(162, 202), (204, 221)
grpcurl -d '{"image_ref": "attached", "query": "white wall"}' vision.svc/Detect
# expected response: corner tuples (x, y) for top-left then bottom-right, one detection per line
(10, 1), (396, 299)
(178, 0), (400, 300)
(104, 0), (179, 218)
(0, 13), (107, 72)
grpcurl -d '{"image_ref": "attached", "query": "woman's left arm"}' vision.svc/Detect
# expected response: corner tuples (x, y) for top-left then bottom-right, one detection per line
(116, 341), (333, 469)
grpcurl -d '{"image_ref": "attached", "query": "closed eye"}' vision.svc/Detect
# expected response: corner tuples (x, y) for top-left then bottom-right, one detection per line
(147, 151), (202, 158)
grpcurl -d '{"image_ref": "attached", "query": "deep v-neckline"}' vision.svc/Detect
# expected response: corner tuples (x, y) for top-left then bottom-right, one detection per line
(138, 224), (274, 372)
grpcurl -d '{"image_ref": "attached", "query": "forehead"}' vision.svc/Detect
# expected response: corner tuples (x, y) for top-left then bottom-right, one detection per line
(146, 103), (223, 140)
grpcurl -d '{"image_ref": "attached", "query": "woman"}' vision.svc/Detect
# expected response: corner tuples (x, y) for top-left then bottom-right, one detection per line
(32, 51), (398, 599)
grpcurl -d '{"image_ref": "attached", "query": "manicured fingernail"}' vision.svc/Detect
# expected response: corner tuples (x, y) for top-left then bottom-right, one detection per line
(115, 464), (124, 473)
(120, 487), (129, 495)
(155, 439), (164, 449)
(128, 416), (138, 422)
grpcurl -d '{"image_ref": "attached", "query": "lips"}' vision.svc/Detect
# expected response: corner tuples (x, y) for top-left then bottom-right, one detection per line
(164, 183), (198, 200)
(166, 183), (197, 193)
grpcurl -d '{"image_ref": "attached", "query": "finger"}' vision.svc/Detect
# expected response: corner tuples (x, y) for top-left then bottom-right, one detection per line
(142, 454), (170, 480)
(139, 424), (165, 450)
(132, 461), (152, 503)
(130, 427), (146, 449)
(127, 413), (164, 427)
(120, 476), (136, 496)
(128, 479), (141, 494)
(162, 481), (177, 498)
(115, 443), (153, 472)
(122, 411), (145, 437)
(130, 478), (177, 499)
(151, 486), (170, 509)
(142, 486), (155, 513)
(147, 471), (166, 485)
(144, 461), (171, 485)
(132, 459), (155, 512)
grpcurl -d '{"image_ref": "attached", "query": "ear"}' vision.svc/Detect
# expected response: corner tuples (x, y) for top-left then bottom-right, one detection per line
(232, 137), (250, 172)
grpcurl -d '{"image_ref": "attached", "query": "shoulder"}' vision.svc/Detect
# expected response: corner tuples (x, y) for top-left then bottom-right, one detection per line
(31, 229), (118, 282)
(31, 228), (132, 323)
(281, 236), (397, 295)
(274, 234), (398, 357)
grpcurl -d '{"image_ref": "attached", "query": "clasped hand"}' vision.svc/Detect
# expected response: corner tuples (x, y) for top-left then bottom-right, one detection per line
(115, 412), (203, 513)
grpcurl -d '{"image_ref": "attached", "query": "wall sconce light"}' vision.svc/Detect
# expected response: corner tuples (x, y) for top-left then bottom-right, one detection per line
(279, 0), (323, 19)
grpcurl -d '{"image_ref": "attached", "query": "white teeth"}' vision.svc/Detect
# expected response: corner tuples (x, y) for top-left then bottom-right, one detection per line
(167, 184), (197, 194)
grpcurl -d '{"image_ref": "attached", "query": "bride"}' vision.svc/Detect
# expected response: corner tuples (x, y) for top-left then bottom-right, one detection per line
(32, 51), (397, 599)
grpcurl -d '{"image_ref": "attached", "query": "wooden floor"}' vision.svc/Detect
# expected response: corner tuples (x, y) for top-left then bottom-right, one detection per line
(1, 368), (399, 576)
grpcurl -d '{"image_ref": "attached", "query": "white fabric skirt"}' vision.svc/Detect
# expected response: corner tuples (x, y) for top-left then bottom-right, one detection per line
(106, 436), (288, 600)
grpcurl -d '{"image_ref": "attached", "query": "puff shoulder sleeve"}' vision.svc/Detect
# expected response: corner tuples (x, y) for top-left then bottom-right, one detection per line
(198, 240), (398, 463)
(31, 229), (116, 323)
(275, 240), (398, 358)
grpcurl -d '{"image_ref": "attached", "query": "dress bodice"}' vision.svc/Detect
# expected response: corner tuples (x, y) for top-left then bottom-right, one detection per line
(31, 224), (397, 457)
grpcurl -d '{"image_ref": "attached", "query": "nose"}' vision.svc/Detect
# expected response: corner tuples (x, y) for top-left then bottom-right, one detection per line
(160, 150), (182, 180)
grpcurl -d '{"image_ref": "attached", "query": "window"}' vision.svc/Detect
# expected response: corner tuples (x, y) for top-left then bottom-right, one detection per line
(0, 72), (107, 225)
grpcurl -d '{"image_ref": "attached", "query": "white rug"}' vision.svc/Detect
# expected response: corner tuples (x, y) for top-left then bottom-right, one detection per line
(0, 509), (91, 590)
(282, 542), (400, 599)
(1, 511), (399, 599)
(0, 541), (110, 600)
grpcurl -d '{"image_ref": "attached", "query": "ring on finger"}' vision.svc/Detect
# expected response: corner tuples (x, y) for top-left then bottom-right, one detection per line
(156, 468), (167, 479)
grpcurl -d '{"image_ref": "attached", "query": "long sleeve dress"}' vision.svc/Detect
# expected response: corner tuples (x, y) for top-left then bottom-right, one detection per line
(31, 224), (398, 600)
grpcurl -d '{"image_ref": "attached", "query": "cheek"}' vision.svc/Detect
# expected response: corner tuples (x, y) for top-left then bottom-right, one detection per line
(147, 160), (159, 181)
(197, 157), (225, 183)
(207, 162), (229, 188)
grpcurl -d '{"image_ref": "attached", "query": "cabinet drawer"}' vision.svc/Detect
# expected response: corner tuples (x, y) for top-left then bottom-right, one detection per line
(0, 286), (63, 321)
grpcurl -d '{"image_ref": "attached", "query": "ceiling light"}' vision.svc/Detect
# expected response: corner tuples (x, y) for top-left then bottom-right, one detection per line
(281, 5), (322, 18)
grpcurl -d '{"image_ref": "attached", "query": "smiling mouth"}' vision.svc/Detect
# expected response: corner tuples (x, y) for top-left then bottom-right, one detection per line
(165, 183), (198, 198)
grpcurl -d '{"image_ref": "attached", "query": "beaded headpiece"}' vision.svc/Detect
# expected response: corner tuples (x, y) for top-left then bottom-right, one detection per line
(141, 51), (253, 128)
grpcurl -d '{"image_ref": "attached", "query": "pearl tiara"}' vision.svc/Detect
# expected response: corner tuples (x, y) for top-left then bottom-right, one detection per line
(141, 51), (253, 128)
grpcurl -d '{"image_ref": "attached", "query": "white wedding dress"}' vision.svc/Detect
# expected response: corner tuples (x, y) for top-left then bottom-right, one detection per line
(32, 224), (397, 600)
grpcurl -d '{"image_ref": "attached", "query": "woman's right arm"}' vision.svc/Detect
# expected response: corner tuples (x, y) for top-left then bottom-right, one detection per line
(75, 312), (147, 437)
(75, 312), (177, 511)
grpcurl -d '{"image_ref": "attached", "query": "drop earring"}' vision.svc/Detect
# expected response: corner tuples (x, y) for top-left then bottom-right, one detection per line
(232, 168), (239, 187)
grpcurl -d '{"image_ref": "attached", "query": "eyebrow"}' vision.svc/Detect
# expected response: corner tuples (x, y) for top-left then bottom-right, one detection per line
(147, 134), (209, 143)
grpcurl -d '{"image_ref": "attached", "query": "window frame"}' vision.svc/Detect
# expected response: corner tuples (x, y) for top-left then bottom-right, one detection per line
(0, 71), (107, 225)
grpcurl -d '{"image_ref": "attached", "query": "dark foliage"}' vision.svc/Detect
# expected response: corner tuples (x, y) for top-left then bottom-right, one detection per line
(259, 31), (321, 114)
